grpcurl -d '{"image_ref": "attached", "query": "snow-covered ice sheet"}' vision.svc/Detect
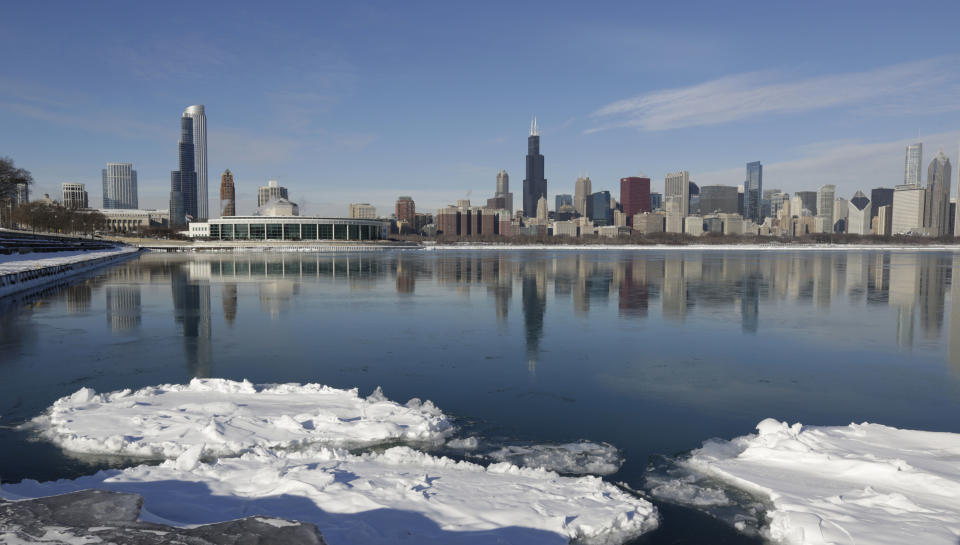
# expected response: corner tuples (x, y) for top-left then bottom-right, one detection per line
(485, 441), (623, 476)
(0, 247), (138, 275)
(29, 379), (454, 459)
(422, 243), (960, 252)
(1, 446), (658, 545)
(677, 418), (960, 545)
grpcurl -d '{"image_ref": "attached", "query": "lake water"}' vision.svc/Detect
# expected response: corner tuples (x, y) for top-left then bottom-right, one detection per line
(3, 248), (960, 543)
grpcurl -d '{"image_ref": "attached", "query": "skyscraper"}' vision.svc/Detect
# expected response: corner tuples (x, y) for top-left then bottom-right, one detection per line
(495, 170), (513, 213)
(699, 185), (739, 214)
(816, 185), (836, 229)
(870, 188), (894, 219)
(620, 177), (651, 226)
(396, 196), (415, 224)
(588, 191), (611, 226)
(183, 105), (208, 220)
(925, 150), (952, 236)
(665, 171), (690, 218)
(904, 143), (922, 186)
(102, 162), (138, 209)
(258, 180), (288, 207)
(555, 194), (573, 211)
(170, 116), (197, 227)
(744, 162), (762, 223)
(574, 175), (592, 216)
(848, 190), (871, 235)
(219, 169), (235, 217)
(522, 117), (547, 218)
(61, 183), (88, 209)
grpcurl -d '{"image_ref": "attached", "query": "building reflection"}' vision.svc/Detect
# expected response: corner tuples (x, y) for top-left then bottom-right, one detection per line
(222, 283), (238, 325)
(134, 249), (960, 372)
(171, 264), (212, 378)
(106, 286), (141, 331)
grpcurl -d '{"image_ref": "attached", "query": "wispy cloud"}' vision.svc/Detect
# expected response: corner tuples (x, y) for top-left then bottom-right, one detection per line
(692, 130), (960, 196)
(588, 57), (960, 133)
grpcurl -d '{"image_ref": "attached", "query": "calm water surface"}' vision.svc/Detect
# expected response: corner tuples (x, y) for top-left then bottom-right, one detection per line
(3, 249), (960, 543)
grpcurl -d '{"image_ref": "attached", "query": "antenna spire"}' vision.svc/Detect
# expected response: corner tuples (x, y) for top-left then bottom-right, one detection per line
(530, 116), (539, 137)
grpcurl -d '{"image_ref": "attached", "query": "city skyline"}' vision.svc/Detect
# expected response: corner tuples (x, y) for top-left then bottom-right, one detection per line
(3, 3), (960, 216)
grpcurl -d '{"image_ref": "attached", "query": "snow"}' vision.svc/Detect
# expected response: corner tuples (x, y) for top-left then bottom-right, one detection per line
(2, 446), (658, 545)
(10, 379), (658, 544)
(0, 248), (138, 275)
(677, 418), (960, 545)
(485, 441), (624, 476)
(30, 379), (454, 459)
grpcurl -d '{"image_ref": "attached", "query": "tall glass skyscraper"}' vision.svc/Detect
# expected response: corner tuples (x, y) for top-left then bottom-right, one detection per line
(925, 151), (952, 236)
(744, 161), (762, 223)
(522, 117), (547, 218)
(102, 162), (138, 209)
(183, 105), (208, 220)
(904, 143), (922, 186)
(170, 116), (197, 227)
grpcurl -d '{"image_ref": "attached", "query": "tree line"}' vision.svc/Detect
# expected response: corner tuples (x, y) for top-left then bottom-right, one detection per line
(11, 201), (107, 234)
(0, 156), (32, 228)
(2, 156), (108, 234)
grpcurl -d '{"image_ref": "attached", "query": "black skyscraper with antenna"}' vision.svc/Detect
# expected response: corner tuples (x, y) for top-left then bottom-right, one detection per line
(522, 117), (547, 218)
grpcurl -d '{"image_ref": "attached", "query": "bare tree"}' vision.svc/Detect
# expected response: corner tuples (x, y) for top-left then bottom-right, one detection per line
(0, 157), (34, 227)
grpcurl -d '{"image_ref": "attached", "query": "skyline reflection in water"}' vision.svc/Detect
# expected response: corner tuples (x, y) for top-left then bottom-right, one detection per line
(41, 250), (960, 378)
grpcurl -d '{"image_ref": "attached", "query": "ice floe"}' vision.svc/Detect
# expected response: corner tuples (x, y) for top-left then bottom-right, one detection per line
(673, 418), (960, 545)
(1, 446), (658, 545)
(485, 441), (623, 476)
(29, 379), (454, 459)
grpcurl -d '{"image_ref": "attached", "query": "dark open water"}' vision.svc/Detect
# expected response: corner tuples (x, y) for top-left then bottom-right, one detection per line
(3, 249), (960, 543)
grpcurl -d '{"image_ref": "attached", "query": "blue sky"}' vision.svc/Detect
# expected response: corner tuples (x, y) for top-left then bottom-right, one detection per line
(2, 1), (960, 216)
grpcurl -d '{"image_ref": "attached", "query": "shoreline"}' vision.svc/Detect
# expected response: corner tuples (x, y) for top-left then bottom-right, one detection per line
(0, 247), (141, 299)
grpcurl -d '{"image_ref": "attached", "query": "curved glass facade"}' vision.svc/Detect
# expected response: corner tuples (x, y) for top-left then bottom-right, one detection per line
(205, 217), (387, 241)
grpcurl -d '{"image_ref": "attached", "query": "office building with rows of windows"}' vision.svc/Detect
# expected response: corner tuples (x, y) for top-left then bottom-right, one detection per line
(202, 216), (389, 241)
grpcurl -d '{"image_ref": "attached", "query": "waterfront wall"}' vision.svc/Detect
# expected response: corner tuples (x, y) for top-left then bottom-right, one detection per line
(0, 248), (141, 299)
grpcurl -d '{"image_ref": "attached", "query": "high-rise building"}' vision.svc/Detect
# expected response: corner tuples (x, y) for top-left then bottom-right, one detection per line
(494, 170), (513, 213)
(665, 171), (690, 218)
(12, 181), (28, 206)
(744, 162), (762, 223)
(870, 188), (894, 219)
(620, 177), (651, 226)
(396, 196), (415, 224)
(587, 191), (611, 226)
(925, 150), (952, 236)
(522, 117), (547, 217)
(61, 183), (88, 209)
(817, 184), (836, 223)
(536, 196), (548, 223)
(794, 190), (817, 216)
(219, 169), (235, 217)
(699, 185), (739, 214)
(848, 190), (871, 235)
(102, 162), (138, 209)
(574, 175), (592, 216)
(892, 184), (926, 234)
(349, 203), (377, 219)
(183, 105), (208, 220)
(555, 194), (573, 211)
(257, 180), (288, 207)
(833, 197), (848, 233)
(649, 192), (663, 211)
(904, 143), (922, 186)
(664, 195), (684, 233)
(170, 117), (196, 228)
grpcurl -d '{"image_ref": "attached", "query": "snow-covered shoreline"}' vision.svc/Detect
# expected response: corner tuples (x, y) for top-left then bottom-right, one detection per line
(0, 247), (140, 298)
